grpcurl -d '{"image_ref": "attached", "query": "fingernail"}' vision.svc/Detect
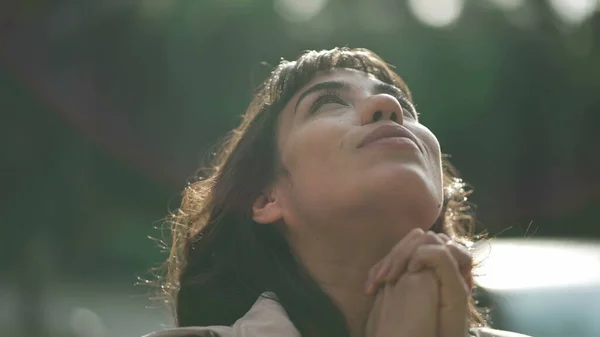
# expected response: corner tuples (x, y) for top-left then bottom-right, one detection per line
(376, 261), (389, 279)
(369, 260), (381, 276)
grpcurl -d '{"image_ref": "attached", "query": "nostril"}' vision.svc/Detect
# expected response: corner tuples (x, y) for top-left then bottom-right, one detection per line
(373, 110), (382, 122)
(390, 112), (397, 122)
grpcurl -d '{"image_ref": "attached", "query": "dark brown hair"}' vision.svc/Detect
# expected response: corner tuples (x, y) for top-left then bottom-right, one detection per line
(158, 47), (488, 337)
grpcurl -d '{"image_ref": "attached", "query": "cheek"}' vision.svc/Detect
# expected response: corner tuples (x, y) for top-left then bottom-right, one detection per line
(416, 124), (441, 157)
(280, 119), (347, 174)
(419, 129), (443, 198)
(278, 120), (353, 200)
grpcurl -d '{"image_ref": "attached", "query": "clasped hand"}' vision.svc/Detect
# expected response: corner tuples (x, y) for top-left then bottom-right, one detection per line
(364, 228), (473, 337)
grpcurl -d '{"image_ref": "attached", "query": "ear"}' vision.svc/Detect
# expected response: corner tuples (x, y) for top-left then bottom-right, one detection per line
(252, 188), (284, 224)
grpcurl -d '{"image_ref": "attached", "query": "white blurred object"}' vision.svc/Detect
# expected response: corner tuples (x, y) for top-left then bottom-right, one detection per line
(274, 0), (329, 23)
(473, 238), (600, 337)
(473, 238), (600, 290)
(69, 307), (106, 337)
(547, 0), (598, 25)
(408, 0), (464, 28)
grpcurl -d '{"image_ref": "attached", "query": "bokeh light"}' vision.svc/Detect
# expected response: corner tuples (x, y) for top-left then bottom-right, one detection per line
(274, 0), (329, 23)
(2, 1), (599, 336)
(548, 0), (598, 25)
(474, 240), (600, 290)
(408, 0), (464, 28)
(69, 307), (106, 337)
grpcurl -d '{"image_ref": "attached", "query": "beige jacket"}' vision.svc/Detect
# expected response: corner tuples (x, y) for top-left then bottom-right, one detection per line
(143, 293), (531, 337)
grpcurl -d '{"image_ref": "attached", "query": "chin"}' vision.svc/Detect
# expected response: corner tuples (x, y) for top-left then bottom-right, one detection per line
(368, 167), (443, 227)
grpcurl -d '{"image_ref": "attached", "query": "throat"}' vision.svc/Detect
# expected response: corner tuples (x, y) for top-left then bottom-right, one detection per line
(322, 285), (374, 337)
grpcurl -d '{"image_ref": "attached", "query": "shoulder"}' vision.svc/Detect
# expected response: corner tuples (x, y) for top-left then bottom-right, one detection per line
(143, 292), (300, 337)
(142, 326), (230, 337)
(470, 327), (532, 337)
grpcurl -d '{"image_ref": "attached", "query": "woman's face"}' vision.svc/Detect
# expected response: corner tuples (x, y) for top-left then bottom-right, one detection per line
(259, 68), (443, 241)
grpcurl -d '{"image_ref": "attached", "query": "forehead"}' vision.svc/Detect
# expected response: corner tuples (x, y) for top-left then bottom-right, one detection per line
(296, 68), (385, 94)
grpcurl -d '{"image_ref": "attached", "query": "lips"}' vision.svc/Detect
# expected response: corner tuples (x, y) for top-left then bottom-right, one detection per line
(358, 124), (420, 151)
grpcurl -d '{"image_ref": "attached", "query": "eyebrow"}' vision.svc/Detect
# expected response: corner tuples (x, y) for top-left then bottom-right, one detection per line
(294, 80), (349, 113)
(293, 80), (414, 115)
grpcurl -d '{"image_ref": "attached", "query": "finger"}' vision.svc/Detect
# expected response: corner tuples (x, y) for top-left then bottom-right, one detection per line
(422, 231), (445, 245)
(382, 231), (442, 283)
(365, 257), (389, 294)
(428, 234), (471, 337)
(367, 259), (383, 282)
(407, 244), (469, 307)
(425, 232), (473, 276)
(365, 228), (425, 294)
(445, 241), (473, 273)
(366, 229), (423, 294)
(369, 271), (440, 337)
(425, 230), (446, 245)
(445, 242), (474, 290)
(368, 227), (424, 279)
(437, 233), (452, 243)
(437, 233), (474, 290)
(435, 233), (473, 277)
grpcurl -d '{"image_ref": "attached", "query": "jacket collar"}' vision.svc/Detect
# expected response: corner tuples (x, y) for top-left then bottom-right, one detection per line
(143, 292), (300, 337)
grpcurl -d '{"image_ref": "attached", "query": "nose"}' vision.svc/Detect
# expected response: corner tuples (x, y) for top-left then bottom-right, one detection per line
(358, 94), (404, 125)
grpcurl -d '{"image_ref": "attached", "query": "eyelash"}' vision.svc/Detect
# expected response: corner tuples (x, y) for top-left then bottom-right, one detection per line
(309, 91), (347, 114)
(310, 91), (419, 119)
(398, 97), (419, 119)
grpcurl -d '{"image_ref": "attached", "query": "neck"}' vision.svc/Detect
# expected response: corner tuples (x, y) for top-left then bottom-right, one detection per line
(286, 220), (418, 337)
(297, 249), (378, 337)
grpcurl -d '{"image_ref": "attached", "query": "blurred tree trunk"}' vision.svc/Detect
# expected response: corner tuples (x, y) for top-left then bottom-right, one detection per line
(16, 230), (52, 337)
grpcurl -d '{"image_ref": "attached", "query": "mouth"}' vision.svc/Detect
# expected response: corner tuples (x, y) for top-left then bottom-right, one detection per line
(357, 124), (420, 151)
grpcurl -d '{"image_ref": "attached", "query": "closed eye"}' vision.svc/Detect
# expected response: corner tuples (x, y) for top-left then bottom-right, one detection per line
(309, 91), (347, 114)
(396, 95), (419, 119)
(372, 83), (419, 119)
(385, 93), (419, 120)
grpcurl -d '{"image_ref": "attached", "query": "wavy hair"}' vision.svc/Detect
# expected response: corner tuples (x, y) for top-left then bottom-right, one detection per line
(156, 47), (488, 337)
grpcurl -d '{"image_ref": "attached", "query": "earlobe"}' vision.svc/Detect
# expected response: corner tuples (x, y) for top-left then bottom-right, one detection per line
(252, 191), (283, 224)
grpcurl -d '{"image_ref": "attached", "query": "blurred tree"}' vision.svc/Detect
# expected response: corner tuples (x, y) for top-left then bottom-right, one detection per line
(1, 0), (598, 290)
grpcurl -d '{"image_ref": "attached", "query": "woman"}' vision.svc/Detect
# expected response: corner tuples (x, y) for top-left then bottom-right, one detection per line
(144, 48), (531, 337)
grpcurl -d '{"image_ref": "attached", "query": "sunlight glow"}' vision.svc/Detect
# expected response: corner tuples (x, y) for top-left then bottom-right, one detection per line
(548, 0), (598, 25)
(274, 0), (329, 23)
(473, 240), (600, 291)
(408, 0), (464, 28)
(69, 307), (106, 337)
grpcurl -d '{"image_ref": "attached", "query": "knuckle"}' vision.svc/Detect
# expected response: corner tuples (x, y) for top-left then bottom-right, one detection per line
(422, 233), (439, 244)
(410, 227), (425, 236)
(438, 233), (451, 240)
(429, 244), (450, 257)
(423, 245), (455, 267)
(447, 242), (473, 262)
(404, 270), (437, 286)
(425, 231), (439, 241)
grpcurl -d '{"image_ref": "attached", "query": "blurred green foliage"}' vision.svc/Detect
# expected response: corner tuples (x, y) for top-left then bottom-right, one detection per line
(2, 1), (600, 336)
(0, 0), (599, 311)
